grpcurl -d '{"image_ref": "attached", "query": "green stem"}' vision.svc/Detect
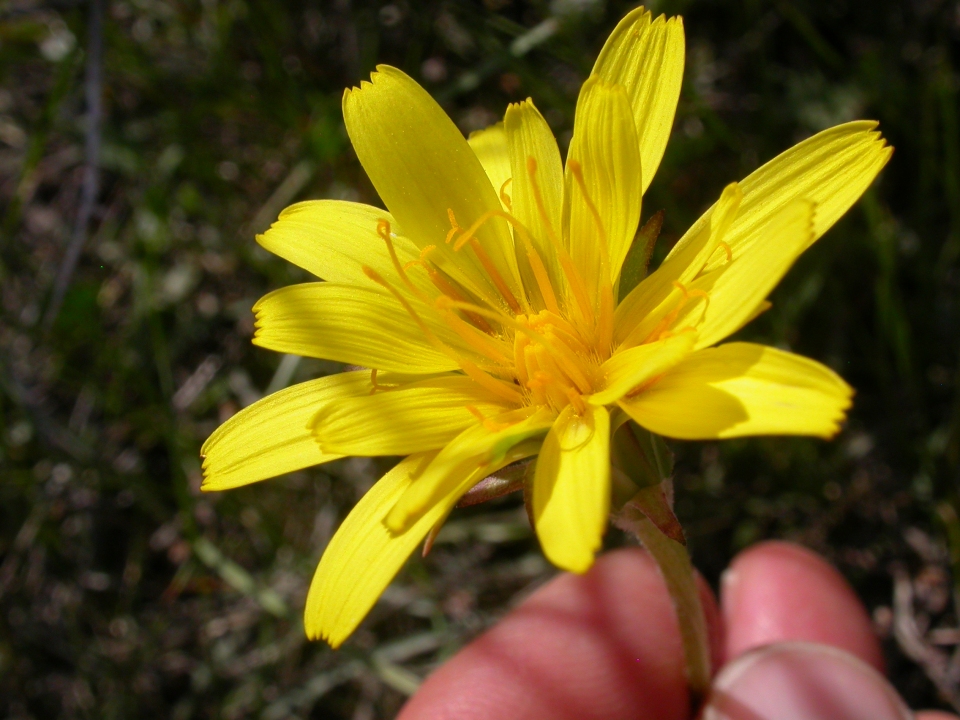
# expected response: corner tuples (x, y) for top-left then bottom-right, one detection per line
(614, 498), (712, 706)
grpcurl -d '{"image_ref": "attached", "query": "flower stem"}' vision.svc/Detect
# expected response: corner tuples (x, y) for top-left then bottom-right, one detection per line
(614, 488), (712, 707)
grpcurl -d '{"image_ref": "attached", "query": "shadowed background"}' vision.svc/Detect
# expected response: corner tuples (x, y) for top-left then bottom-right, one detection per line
(1, 0), (959, 717)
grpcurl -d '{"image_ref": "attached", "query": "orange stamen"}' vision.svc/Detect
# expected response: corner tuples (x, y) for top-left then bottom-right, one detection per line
(363, 266), (522, 404)
(569, 158), (617, 352)
(446, 208), (524, 314)
(438, 297), (590, 394)
(541, 331), (593, 394)
(523, 245), (561, 314)
(465, 404), (511, 432)
(412, 245), (495, 333)
(383, 219), (505, 344)
(534, 311), (587, 350)
(363, 266), (447, 354)
(531, 348), (576, 411)
(377, 219), (428, 303)
(525, 157), (562, 251)
(718, 240), (733, 262)
(438, 308), (512, 365)
(459, 358), (524, 404)
(465, 405), (486, 423)
(567, 159), (610, 274)
(499, 178), (513, 211)
(563, 386), (587, 415)
(467, 237), (523, 314)
(526, 157), (595, 326)
(437, 298), (556, 356)
(452, 206), (560, 316)
(641, 282), (710, 345)
(444, 208), (461, 245)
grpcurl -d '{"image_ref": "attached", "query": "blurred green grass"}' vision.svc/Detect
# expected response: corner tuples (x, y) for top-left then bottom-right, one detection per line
(1, 0), (959, 717)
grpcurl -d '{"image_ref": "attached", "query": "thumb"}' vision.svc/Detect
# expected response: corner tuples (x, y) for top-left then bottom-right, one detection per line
(700, 642), (911, 720)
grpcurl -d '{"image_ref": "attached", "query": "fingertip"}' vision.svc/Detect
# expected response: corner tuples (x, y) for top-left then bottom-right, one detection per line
(721, 541), (883, 671)
(399, 547), (720, 720)
(702, 642), (910, 720)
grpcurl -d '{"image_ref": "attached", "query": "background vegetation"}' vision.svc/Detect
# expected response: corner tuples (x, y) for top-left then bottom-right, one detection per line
(2, 0), (960, 716)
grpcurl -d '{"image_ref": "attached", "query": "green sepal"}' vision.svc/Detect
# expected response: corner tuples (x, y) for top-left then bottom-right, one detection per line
(617, 210), (664, 302)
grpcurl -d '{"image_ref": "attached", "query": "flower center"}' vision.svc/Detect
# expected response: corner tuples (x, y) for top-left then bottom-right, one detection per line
(360, 157), (623, 417)
(513, 310), (598, 414)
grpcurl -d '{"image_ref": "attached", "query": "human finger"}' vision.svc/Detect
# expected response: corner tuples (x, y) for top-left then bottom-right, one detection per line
(397, 547), (721, 720)
(700, 642), (910, 720)
(720, 541), (883, 670)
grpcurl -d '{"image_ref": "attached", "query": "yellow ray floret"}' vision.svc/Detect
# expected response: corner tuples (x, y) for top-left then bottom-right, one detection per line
(619, 343), (854, 440)
(201, 4), (892, 650)
(533, 404), (611, 574)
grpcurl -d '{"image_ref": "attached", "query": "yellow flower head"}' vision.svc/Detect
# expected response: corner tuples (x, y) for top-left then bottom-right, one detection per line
(201, 7), (891, 647)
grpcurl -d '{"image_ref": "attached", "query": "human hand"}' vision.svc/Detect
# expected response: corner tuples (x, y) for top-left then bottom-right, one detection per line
(397, 541), (959, 720)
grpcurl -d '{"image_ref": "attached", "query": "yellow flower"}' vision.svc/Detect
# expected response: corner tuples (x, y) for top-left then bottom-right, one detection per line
(201, 7), (891, 647)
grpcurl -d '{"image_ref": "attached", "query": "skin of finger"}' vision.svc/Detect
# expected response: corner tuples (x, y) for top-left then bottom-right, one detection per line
(701, 642), (911, 720)
(397, 547), (722, 720)
(720, 541), (884, 672)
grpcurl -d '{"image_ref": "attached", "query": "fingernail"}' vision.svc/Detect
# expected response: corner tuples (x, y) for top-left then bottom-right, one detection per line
(701, 642), (911, 720)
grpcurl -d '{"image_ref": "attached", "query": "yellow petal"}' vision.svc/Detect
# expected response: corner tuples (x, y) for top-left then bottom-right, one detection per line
(564, 77), (642, 295)
(201, 371), (371, 491)
(690, 200), (814, 349)
(592, 7), (685, 195)
(532, 404), (610, 574)
(384, 407), (555, 533)
(306, 439), (540, 647)
(666, 121), (892, 274)
(304, 452), (437, 647)
(590, 330), (697, 406)
(504, 99), (565, 290)
(252, 283), (475, 373)
(616, 183), (743, 346)
(468, 123), (512, 211)
(619, 343), (853, 439)
(313, 374), (512, 456)
(256, 201), (427, 296)
(343, 65), (523, 310)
